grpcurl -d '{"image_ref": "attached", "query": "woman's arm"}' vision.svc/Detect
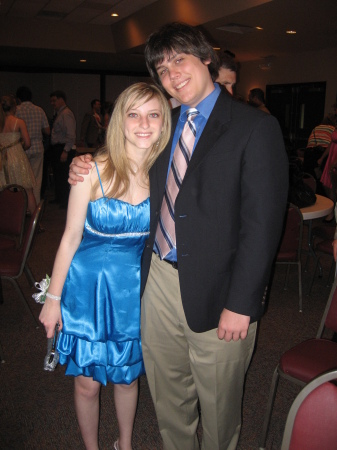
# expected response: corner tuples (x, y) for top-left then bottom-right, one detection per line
(18, 118), (31, 150)
(39, 164), (94, 337)
(317, 142), (332, 166)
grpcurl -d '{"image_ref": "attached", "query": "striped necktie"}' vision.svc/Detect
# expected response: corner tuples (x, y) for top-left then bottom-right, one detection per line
(155, 108), (199, 259)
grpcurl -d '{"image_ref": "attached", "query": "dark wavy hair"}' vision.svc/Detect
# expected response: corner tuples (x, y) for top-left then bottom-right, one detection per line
(144, 22), (220, 88)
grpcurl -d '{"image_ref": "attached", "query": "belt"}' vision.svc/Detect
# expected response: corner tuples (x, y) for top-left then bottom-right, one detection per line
(153, 251), (178, 269)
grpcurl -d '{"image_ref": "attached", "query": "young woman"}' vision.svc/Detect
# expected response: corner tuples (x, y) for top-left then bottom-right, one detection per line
(0, 95), (37, 214)
(39, 82), (171, 450)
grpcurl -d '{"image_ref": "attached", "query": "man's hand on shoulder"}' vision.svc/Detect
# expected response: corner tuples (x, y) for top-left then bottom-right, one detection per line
(68, 153), (93, 185)
(217, 309), (250, 342)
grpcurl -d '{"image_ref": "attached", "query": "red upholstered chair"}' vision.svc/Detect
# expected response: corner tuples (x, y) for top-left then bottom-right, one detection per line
(259, 277), (337, 449)
(0, 201), (44, 328)
(309, 238), (335, 294)
(0, 184), (27, 250)
(275, 204), (304, 311)
(281, 369), (337, 450)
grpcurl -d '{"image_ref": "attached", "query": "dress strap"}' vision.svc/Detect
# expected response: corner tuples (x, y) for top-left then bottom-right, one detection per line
(13, 118), (18, 131)
(95, 161), (105, 197)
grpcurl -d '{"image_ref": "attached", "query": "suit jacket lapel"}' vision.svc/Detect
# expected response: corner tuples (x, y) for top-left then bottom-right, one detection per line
(186, 91), (231, 176)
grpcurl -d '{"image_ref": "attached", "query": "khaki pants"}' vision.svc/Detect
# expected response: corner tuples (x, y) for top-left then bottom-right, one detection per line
(141, 253), (257, 450)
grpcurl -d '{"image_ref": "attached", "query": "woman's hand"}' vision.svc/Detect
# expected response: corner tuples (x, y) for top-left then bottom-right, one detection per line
(39, 299), (63, 338)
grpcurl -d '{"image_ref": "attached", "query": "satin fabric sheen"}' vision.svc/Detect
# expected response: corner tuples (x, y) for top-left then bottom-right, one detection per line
(57, 196), (149, 385)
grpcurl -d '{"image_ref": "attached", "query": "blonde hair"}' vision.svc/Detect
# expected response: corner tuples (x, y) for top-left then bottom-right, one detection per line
(92, 82), (171, 199)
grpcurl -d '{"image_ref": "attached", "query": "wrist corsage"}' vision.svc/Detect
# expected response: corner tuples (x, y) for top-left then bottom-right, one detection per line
(32, 275), (61, 303)
(32, 275), (61, 372)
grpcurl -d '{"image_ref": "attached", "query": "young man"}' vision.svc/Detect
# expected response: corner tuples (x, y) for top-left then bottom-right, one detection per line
(215, 52), (238, 96)
(69, 22), (288, 450)
(16, 86), (50, 204)
(79, 99), (103, 148)
(50, 90), (76, 209)
(248, 88), (271, 114)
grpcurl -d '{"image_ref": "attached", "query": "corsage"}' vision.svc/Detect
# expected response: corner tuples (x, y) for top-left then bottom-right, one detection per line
(32, 275), (61, 303)
(32, 275), (61, 372)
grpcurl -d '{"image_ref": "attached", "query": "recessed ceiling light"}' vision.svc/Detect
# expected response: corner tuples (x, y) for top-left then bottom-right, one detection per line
(80, 59), (86, 63)
(213, 47), (221, 50)
(111, 13), (118, 17)
(286, 30), (296, 34)
(255, 26), (263, 30)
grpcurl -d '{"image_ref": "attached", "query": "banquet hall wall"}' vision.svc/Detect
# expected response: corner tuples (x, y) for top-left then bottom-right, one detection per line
(0, 44), (337, 140)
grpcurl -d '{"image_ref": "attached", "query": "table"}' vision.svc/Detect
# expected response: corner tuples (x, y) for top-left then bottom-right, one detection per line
(300, 194), (334, 272)
(300, 194), (334, 221)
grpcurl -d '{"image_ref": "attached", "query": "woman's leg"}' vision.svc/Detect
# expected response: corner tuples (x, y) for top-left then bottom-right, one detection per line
(26, 188), (37, 214)
(74, 376), (101, 450)
(113, 380), (138, 450)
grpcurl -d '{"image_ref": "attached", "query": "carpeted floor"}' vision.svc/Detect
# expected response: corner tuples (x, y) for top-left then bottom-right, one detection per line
(0, 191), (335, 449)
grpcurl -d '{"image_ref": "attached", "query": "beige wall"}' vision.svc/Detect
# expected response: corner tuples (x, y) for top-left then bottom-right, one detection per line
(237, 46), (337, 118)
(1, 44), (337, 139)
(0, 72), (150, 140)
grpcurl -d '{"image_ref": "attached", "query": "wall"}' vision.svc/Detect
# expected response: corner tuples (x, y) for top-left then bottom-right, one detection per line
(237, 46), (337, 118)
(0, 72), (150, 141)
(1, 44), (337, 138)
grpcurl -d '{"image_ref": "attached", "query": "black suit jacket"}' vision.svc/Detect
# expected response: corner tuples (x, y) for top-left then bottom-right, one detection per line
(141, 91), (289, 333)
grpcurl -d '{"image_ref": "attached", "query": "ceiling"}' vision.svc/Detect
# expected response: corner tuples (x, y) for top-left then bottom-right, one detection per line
(0, 0), (336, 74)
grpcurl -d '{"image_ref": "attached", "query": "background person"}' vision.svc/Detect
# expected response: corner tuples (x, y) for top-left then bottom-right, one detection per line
(79, 99), (104, 149)
(215, 51), (238, 96)
(248, 88), (270, 114)
(0, 95), (37, 214)
(16, 86), (50, 204)
(49, 90), (76, 209)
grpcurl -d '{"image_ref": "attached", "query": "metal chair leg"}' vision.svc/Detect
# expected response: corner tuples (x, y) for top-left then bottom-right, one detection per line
(283, 264), (290, 290)
(298, 261), (302, 312)
(0, 339), (4, 363)
(0, 278), (3, 304)
(24, 264), (36, 287)
(7, 278), (40, 329)
(308, 257), (320, 296)
(259, 366), (280, 449)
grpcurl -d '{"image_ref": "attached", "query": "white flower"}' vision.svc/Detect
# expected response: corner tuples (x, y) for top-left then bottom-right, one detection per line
(32, 275), (51, 304)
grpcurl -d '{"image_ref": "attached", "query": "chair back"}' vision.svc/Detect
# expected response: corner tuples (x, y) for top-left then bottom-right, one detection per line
(302, 172), (317, 193)
(276, 205), (303, 262)
(16, 201), (44, 277)
(0, 184), (27, 247)
(316, 277), (337, 337)
(281, 369), (337, 450)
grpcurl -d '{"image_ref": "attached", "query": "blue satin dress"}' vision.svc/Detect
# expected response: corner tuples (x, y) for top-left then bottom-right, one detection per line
(57, 164), (148, 385)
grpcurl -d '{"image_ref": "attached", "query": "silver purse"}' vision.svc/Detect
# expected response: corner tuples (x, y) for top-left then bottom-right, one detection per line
(44, 323), (60, 371)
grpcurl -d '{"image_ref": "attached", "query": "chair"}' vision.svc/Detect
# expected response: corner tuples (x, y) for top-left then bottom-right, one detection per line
(0, 200), (44, 328)
(308, 225), (336, 294)
(0, 184), (28, 250)
(281, 369), (337, 450)
(302, 172), (317, 193)
(259, 277), (337, 449)
(275, 204), (304, 312)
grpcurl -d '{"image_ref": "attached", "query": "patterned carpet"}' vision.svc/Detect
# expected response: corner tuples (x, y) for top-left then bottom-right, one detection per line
(0, 192), (335, 449)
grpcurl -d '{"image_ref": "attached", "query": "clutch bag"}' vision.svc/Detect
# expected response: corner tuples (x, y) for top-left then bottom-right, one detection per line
(44, 323), (60, 372)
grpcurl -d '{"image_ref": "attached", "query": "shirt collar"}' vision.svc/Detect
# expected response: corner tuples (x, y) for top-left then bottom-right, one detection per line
(179, 83), (221, 122)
